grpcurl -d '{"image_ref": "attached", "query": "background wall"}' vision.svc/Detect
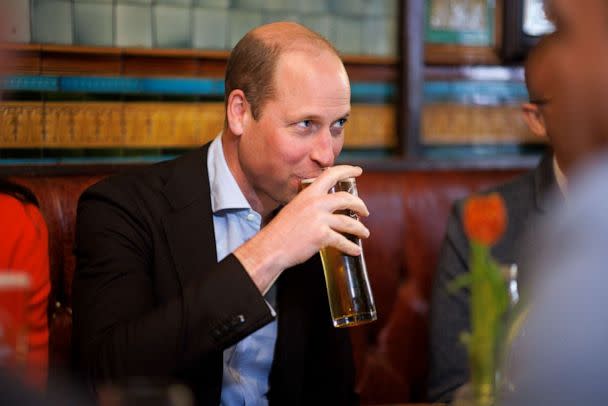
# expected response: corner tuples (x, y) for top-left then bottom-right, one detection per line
(2, 0), (397, 56)
(0, 0), (552, 165)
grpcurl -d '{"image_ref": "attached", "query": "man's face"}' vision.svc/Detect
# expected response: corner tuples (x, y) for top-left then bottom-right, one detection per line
(538, 0), (608, 174)
(237, 48), (351, 207)
(524, 38), (608, 175)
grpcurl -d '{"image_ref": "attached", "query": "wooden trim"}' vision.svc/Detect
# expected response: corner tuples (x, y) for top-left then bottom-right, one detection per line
(1, 43), (398, 81)
(425, 43), (500, 65)
(0, 156), (538, 177)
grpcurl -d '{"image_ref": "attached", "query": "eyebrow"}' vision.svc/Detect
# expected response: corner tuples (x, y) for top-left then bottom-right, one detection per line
(292, 112), (350, 122)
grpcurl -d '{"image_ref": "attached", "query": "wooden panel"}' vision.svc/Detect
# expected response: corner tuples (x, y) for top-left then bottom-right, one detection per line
(197, 59), (227, 78)
(422, 103), (542, 145)
(0, 101), (397, 149)
(0, 101), (43, 147)
(123, 103), (218, 147)
(0, 44), (41, 74)
(72, 103), (122, 147)
(42, 50), (121, 76)
(349, 104), (397, 147)
(45, 104), (74, 146)
(0, 43), (398, 81)
(122, 56), (200, 77)
(346, 63), (398, 82)
(425, 43), (500, 65)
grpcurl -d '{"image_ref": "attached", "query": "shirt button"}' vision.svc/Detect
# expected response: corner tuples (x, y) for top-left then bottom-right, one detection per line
(246, 213), (255, 222)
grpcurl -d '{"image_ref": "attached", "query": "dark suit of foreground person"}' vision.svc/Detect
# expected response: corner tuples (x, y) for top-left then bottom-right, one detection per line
(73, 22), (368, 405)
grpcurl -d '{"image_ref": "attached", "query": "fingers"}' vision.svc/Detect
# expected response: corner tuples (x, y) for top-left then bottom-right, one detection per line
(305, 165), (363, 194)
(327, 213), (370, 240)
(323, 191), (370, 217)
(325, 229), (363, 257)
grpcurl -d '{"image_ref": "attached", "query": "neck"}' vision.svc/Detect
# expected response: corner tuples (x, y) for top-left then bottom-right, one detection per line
(221, 134), (279, 222)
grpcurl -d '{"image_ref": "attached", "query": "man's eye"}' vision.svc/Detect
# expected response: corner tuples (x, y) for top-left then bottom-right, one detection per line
(296, 120), (313, 128)
(333, 118), (348, 128)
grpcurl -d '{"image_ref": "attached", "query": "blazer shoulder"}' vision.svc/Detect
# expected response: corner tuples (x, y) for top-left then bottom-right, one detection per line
(452, 169), (536, 209)
(82, 157), (179, 203)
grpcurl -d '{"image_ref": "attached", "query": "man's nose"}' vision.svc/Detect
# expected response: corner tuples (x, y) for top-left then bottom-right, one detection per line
(310, 130), (336, 167)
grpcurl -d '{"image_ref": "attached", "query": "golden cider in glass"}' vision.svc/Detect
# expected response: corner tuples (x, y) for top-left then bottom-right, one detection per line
(301, 177), (377, 328)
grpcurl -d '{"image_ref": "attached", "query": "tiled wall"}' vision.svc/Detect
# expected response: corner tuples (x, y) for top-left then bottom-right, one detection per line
(2, 0), (398, 56)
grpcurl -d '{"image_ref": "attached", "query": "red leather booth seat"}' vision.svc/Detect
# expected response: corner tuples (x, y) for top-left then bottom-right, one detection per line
(10, 166), (524, 404)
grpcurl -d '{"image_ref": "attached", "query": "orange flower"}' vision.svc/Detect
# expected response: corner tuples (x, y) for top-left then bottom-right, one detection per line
(463, 193), (507, 246)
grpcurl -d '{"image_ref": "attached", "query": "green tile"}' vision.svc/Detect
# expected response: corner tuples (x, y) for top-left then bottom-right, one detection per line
(116, 0), (152, 3)
(116, 4), (153, 47)
(193, 0), (229, 7)
(260, 0), (290, 11)
(291, 0), (329, 14)
(362, 16), (397, 56)
(193, 7), (229, 49)
(331, 0), (364, 16)
(228, 10), (263, 47)
(262, 11), (300, 24)
(362, 0), (398, 16)
(232, 0), (266, 9)
(301, 15), (332, 40)
(74, 3), (113, 46)
(32, 0), (73, 45)
(156, 0), (193, 5)
(154, 5), (191, 48)
(334, 16), (362, 54)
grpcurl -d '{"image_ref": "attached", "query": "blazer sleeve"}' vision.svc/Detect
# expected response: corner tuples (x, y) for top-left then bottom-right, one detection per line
(427, 202), (471, 403)
(72, 179), (274, 389)
(0, 194), (50, 390)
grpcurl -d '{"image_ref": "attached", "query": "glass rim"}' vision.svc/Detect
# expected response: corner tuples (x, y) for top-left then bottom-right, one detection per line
(300, 176), (356, 185)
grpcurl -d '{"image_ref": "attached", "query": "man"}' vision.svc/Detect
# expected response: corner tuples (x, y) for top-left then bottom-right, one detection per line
(499, 1), (608, 403)
(427, 34), (573, 402)
(498, 158), (608, 406)
(72, 22), (368, 405)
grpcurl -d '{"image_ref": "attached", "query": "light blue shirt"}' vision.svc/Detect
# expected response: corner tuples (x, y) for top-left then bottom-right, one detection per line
(207, 135), (278, 406)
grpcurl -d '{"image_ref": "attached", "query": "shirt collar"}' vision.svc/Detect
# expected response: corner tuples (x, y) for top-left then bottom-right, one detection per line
(207, 134), (251, 213)
(553, 156), (568, 198)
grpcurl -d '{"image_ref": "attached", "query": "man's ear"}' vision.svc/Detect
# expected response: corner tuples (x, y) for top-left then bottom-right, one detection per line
(226, 89), (250, 136)
(521, 103), (548, 138)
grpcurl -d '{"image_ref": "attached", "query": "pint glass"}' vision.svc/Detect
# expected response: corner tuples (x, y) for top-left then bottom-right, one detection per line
(0, 271), (30, 371)
(301, 177), (377, 328)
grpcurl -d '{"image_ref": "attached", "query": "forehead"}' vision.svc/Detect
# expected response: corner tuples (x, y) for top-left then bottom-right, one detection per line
(271, 49), (350, 105)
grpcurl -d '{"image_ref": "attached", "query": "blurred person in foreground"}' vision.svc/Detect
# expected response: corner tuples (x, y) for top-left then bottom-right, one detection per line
(498, 155), (608, 406)
(72, 22), (367, 405)
(428, 27), (608, 402)
(498, 1), (608, 403)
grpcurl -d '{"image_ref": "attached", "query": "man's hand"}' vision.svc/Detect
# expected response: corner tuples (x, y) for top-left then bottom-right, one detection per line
(234, 165), (370, 294)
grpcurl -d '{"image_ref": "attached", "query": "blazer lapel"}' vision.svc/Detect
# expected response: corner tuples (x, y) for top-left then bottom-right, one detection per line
(161, 144), (218, 290)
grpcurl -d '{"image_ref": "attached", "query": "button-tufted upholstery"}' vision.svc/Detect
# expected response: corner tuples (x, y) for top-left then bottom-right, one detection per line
(10, 166), (524, 404)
